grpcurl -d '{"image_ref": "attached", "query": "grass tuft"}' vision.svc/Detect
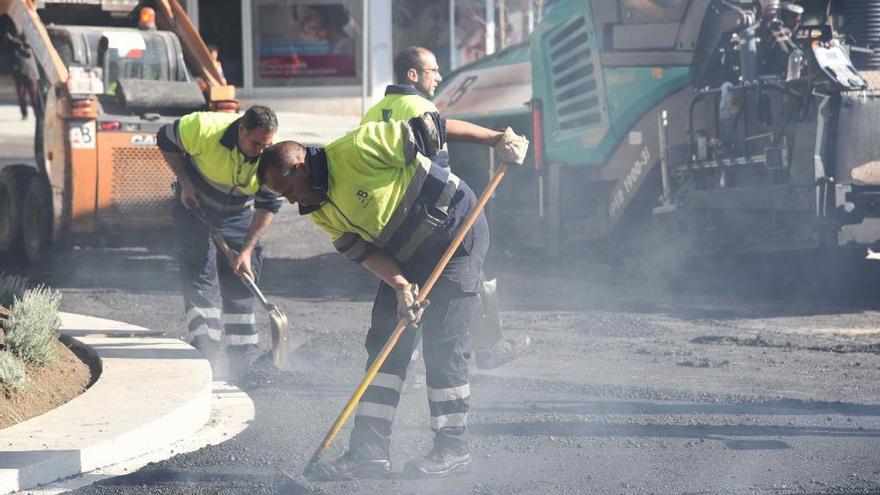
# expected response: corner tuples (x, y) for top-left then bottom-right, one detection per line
(0, 351), (28, 392)
(5, 288), (62, 365)
(0, 274), (29, 308)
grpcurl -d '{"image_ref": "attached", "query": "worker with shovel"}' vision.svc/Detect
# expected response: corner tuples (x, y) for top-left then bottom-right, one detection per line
(362, 46), (531, 371)
(157, 106), (283, 379)
(258, 112), (528, 479)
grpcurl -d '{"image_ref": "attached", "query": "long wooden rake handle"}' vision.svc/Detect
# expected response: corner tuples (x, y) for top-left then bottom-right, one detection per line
(305, 163), (509, 470)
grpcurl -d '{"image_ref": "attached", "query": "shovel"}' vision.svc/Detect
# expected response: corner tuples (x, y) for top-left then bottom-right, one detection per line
(190, 205), (289, 369)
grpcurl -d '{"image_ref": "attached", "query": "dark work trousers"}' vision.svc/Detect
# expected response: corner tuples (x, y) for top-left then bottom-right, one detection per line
(172, 199), (263, 353)
(349, 198), (490, 460)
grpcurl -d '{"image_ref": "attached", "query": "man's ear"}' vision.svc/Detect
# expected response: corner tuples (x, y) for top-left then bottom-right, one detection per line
(407, 67), (419, 84)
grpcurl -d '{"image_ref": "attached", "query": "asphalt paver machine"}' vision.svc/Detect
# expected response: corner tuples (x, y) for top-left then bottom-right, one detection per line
(436, 0), (880, 258)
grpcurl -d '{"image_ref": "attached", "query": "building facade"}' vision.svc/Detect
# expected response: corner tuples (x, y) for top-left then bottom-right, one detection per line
(187, 0), (541, 115)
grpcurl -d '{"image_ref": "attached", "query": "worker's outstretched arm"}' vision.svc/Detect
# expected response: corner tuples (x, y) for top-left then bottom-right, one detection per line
(407, 113), (529, 166)
(445, 119), (503, 146)
(445, 118), (530, 166)
(446, 119), (504, 146)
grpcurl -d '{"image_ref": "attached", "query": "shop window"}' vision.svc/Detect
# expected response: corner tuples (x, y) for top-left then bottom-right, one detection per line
(199, 0), (243, 87)
(252, 0), (361, 87)
(392, 0), (541, 73)
(393, 1), (452, 71)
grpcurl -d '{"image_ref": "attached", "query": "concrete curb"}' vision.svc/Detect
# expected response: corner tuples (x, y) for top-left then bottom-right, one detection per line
(0, 312), (213, 494)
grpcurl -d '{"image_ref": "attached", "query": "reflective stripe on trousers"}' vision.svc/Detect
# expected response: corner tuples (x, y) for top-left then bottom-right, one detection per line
(349, 253), (485, 460)
(173, 200), (262, 344)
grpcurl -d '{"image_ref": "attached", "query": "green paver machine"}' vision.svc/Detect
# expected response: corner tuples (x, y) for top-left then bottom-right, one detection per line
(435, 0), (880, 257)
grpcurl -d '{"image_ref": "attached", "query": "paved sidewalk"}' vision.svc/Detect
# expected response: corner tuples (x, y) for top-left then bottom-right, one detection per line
(0, 313), (228, 494)
(272, 110), (359, 146)
(0, 101), (359, 152)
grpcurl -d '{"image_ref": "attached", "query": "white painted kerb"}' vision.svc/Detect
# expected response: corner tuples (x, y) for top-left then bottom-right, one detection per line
(0, 313), (212, 494)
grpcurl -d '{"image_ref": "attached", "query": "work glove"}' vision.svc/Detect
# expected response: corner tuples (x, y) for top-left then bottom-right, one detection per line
(396, 283), (428, 324)
(493, 127), (529, 166)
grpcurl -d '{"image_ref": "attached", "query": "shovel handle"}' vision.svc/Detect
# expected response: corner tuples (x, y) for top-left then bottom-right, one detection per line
(241, 273), (272, 308)
(209, 231), (271, 307)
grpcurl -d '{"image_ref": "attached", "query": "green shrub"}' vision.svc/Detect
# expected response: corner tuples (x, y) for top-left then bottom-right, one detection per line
(0, 274), (29, 308)
(5, 287), (61, 365)
(0, 351), (28, 392)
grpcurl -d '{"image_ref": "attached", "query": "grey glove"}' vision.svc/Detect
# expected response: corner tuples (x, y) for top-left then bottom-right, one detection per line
(493, 127), (529, 166)
(396, 283), (428, 324)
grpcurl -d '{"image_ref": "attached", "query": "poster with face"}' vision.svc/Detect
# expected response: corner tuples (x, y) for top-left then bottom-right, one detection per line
(257, 1), (357, 80)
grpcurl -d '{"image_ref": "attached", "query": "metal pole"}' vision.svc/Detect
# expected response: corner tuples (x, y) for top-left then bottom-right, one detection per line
(361, 0), (369, 115)
(485, 0), (495, 55)
(528, 0), (535, 33)
(241, 0), (253, 96)
(450, 0), (457, 70)
(186, 0), (199, 30)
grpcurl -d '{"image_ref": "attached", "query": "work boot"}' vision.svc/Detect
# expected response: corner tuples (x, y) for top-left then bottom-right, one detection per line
(304, 450), (392, 481)
(404, 445), (472, 478)
(475, 334), (531, 370)
(226, 344), (267, 380)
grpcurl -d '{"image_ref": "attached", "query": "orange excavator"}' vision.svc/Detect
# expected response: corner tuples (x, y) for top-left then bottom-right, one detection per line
(0, 0), (236, 262)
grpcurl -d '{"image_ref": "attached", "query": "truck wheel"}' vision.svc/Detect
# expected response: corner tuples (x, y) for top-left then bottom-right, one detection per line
(21, 176), (52, 263)
(0, 170), (21, 255)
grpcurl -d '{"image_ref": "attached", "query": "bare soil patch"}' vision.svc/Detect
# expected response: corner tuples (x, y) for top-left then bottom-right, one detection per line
(0, 339), (92, 428)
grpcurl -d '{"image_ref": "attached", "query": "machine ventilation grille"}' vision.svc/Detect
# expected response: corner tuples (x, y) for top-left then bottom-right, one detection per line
(547, 16), (601, 132)
(111, 146), (174, 219)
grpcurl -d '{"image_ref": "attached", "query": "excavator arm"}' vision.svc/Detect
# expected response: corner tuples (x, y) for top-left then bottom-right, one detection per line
(146, 0), (235, 103)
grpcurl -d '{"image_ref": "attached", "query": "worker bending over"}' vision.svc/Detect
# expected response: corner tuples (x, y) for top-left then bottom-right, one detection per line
(258, 113), (528, 479)
(157, 106), (282, 378)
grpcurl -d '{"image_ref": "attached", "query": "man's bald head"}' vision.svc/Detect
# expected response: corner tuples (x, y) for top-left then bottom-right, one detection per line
(257, 140), (325, 207)
(394, 46), (433, 84)
(257, 140), (307, 184)
(394, 46), (443, 98)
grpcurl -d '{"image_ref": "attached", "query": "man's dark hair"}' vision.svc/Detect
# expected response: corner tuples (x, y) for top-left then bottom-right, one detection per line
(241, 105), (278, 133)
(257, 141), (306, 184)
(394, 46), (430, 84)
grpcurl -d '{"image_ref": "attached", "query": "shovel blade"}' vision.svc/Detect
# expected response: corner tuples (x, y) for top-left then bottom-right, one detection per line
(269, 307), (289, 369)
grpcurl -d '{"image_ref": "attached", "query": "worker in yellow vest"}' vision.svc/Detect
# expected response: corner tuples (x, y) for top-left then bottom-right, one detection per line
(258, 113), (528, 480)
(157, 106), (282, 378)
